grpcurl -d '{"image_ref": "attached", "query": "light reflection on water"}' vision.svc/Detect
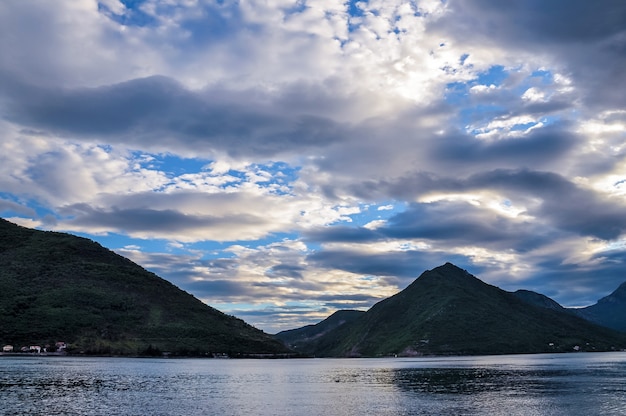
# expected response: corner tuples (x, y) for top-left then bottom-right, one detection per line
(1, 353), (626, 415)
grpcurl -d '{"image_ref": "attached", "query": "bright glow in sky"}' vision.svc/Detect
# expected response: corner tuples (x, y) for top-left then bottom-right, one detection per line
(1, 0), (626, 333)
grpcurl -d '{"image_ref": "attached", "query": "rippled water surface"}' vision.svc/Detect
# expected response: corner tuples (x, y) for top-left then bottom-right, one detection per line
(2, 352), (626, 415)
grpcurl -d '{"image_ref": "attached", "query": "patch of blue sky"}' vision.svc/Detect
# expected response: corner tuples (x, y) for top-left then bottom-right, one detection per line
(446, 65), (566, 135)
(445, 65), (509, 102)
(137, 153), (301, 191)
(530, 69), (553, 84)
(344, 200), (407, 227)
(132, 152), (210, 176)
(118, 0), (146, 9)
(179, 6), (252, 46)
(81, 231), (233, 260)
(475, 65), (508, 86)
(346, 0), (367, 33)
(444, 80), (469, 105)
(248, 161), (301, 195)
(98, 0), (156, 27)
(172, 232), (304, 261)
(347, 0), (366, 17)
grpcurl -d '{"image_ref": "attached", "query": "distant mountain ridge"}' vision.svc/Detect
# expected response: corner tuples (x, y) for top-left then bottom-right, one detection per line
(511, 285), (626, 333)
(0, 218), (288, 356)
(274, 310), (365, 354)
(276, 263), (626, 357)
(572, 281), (626, 332)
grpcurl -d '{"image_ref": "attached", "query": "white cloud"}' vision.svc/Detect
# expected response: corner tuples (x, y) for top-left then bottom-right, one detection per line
(521, 87), (546, 102)
(470, 84), (498, 95)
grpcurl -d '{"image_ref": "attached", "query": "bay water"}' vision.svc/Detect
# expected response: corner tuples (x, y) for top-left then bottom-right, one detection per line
(1, 352), (626, 415)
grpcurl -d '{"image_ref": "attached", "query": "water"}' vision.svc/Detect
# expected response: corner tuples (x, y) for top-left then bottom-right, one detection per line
(1, 352), (626, 415)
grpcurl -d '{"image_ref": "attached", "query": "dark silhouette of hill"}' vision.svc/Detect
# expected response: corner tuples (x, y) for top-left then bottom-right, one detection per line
(286, 263), (625, 357)
(572, 282), (626, 332)
(511, 286), (626, 334)
(274, 309), (365, 354)
(0, 218), (289, 356)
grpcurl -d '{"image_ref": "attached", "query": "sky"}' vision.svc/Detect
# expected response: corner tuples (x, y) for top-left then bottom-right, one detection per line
(1, 0), (625, 334)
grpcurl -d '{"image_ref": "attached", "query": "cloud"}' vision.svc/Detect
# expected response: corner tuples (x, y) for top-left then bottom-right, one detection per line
(307, 248), (438, 280)
(466, 169), (626, 240)
(2, 76), (349, 159)
(434, 0), (626, 109)
(0, 199), (36, 217)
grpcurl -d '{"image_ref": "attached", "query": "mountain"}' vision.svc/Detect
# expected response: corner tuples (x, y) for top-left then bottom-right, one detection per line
(572, 282), (626, 332)
(288, 263), (626, 357)
(0, 218), (289, 356)
(511, 289), (566, 312)
(274, 309), (365, 354)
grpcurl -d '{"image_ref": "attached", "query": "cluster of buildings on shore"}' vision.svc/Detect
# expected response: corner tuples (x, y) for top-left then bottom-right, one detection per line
(2, 342), (67, 354)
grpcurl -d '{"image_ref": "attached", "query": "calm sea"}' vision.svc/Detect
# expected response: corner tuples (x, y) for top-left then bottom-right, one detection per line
(1, 352), (625, 415)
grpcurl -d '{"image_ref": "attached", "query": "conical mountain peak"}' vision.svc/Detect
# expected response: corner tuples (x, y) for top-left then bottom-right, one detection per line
(407, 262), (490, 293)
(286, 263), (626, 356)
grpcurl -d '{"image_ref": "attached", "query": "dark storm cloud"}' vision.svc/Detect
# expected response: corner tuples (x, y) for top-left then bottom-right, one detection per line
(437, 0), (626, 109)
(302, 226), (382, 243)
(468, 169), (626, 241)
(443, 0), (625, 44)
(307, 248), (471, 281)
(252, 279), (326, 293)
(348, 168), (626, 243)
(303, 201), (550, 254)
(265, 263), (305, 279)
(1, 75), (346, 157)
(310, 113), (581, 200)
(382, 202), (547, 252)
(59, 203), (265, 234)
(432, 124), (578, 167)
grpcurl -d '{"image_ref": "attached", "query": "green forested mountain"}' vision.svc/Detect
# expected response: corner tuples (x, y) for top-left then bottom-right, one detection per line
(0, 218), (289, 356)
(283, 263), (626, 357)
